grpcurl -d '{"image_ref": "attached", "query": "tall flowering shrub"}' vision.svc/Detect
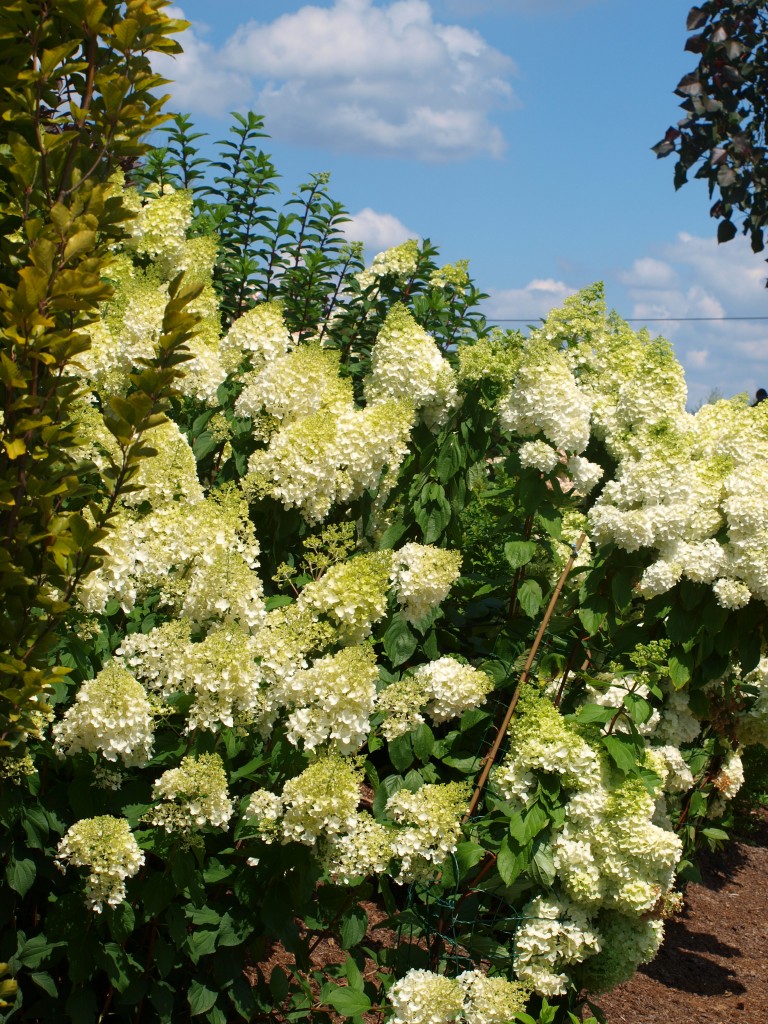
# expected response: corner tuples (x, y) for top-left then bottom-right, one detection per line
(3, 89), (768, 1024)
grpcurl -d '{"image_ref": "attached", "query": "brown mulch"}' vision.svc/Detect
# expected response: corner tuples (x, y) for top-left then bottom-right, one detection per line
(596, 814), (768, 1024)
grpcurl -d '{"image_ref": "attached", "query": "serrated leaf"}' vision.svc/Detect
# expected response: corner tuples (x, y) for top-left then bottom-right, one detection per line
(624, 692), (653, 725)
(497, 836), (528, 886)
(325, 986), (371, 1016)
(188, 979), (218, 1016)
(30, 971), (57, 997)
(517, 579), (543, 618)
(383, 615), (417, 667)
(412, 722), (434, 762)
(504, 540), (537, 570)
(6, 857), (35, 896)
(574, 703), (615, 725)
(668, 655), (691, 688)
(339, 905), (368, 950)
(602, 733), (642, 775)
(388, 733), (414, 773)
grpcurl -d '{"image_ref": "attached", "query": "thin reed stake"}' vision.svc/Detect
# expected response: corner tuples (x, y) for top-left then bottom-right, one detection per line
(463, 532), (586, 822)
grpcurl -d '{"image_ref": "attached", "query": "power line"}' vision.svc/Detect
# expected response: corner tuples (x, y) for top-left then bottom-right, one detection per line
(487, 315), (768, 323)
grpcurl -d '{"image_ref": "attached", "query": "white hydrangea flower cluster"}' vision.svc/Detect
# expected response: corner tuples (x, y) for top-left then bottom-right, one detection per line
(252, 603), (337, 696)
(219, 300), (292, 374)
(334, 398), (415, 500)
(365, 305), (460, 429)
(656, 685), (702, 746)
(298, 551), (392, 641)
(279, 753), (363, 845)
(72, 404), (203, 512)
(148, 753), (233, 831)
(355, 239), (420, 291)
(456, 970), (530, 1024)
(712, 749), (745, 800)
(584, 378), (768, 608)
(376, 677), (429, 740)
(387, 968), (529, 1024)
(247, 397), (414, 523)
(566, 453), (604, 495)
(244, 789), (284, 844)
(116, 619), (192, 695)
(80, 489), (265, 627)
(375, 652), (496, 741)
(325, 812), (394, 884)
(56, 816), (144, 912)
(498, 336), (592, 454)
(247, 409), (343, 522)
(513, 894), (602, 997)
(553, 777), (682, 915)
(387, 968), (464, 1024)
(386, 782), (469, 882)
(76, 185), (228, 404)
(278, 644), (378, 753)
(390, 543), (463, 624)
(127, 183), (191, 263)
(653, 744), (695, 793)
(414, 657), (493, 724)
(119, 619), (270, 733)
(492, 691), (601, 807)
(519, 440), (560, 473)
(236, 346), (351, 424)
(429, 259), (470, 290)
(52, 663), (154, 767)
(495, 286), (768, 611)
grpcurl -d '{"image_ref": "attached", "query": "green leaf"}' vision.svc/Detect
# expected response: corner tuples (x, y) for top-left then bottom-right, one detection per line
(383, 615), (417, 667)
(574, 703), (615, 725)
(577, 604), (607, 635)
(531, 843), (556, 887)
(17, 934), (61, 969)
(30, 971), (58, 997)
(624, 692), (653, 725)
(6, 856), (35, 896)
(455, 841), (486, 876)
(668, 654), (692, 688)
(611, 571), (634, 610)
(339, 905), (368, 950)
(504, 540), (536, 570)
(325, 986), (372, 1016)
(411, 722), (434, 762)
(517, 579), (543, 618)
(436, 434), (463, 484)
(188, 979), (218, 1016)
(388, 733), (414, 773)
(497, 836), (528, 886)
(343, 955), (365, 992)
(702, 827), (729, 841)
(602, 733), (642, 775)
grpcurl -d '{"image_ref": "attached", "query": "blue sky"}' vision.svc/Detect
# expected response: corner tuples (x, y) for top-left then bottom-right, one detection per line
(154, 0), (768, 406)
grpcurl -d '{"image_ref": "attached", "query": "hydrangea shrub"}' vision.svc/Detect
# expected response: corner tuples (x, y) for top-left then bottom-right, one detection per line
(2, 47), (768, 1024)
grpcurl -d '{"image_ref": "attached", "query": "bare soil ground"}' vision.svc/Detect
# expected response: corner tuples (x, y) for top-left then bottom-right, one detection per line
(596, 813), (768, 1024)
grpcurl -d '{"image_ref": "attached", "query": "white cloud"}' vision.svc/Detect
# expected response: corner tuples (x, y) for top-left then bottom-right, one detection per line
(686, 349), (709, 370)
(439, 0), (602, 16)
(618, 256), (678, 290)
(342, 208), (418, 252)
(614, 232), (768, 407)
(156, 0), (516, 161)
(484, 277), (577, 321)
(154, 10), (255, 117)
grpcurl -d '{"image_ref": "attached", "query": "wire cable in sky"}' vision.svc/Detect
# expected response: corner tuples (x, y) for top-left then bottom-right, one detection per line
(487, 315), (768, 323)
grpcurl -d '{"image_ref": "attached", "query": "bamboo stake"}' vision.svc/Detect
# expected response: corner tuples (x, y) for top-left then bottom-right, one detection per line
(463, 532), (586, 823)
